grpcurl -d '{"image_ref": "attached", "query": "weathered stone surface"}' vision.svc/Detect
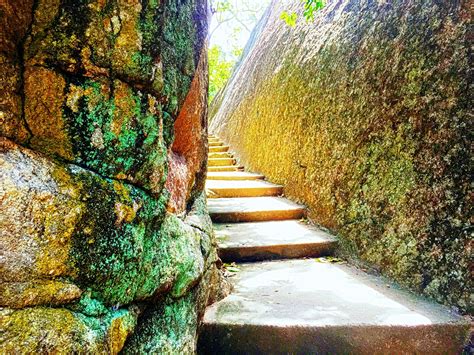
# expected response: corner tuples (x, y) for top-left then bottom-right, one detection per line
(1, 0), (223, 352)
(206, 179), (283, 197)
(166, 44), (209, 213)
(209, 144), (230, 153)
(0, 1), (34, 142)
(1, 139), (217, 307)
(0, 137), (224, 350)
(1, 138), (82, 285)
(0, 0), (209, 195)
(207, 165), (242, 172)
(208, 197), (305, 223)
(123, 237), (228, 355)
(1, 306), (140, 354)
(206, 171), (265, 180)
(24, 66), (73, 159)
(1, 280), (82, 309)
(124, 293), (200, 353)
(210, 0), (472, 313)
(214, 220), (337, 262)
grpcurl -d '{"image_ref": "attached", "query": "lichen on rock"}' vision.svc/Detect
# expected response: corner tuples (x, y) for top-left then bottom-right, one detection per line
(123, 290), (202, 354)
(1, 0), (224, 352)
(1, 306), (140, 354)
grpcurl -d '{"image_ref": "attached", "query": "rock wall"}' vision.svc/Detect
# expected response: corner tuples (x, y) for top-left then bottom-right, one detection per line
(210, 0), (472, 313)
(0, 0), (225, 352)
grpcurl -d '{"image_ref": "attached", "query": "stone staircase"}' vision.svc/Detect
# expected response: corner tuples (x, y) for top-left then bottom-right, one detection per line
(198, 135), (470, 354)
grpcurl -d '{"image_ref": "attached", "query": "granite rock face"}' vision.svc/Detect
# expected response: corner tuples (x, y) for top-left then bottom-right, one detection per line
(1, 0), (224, 352)
(210, 0), (472, 313)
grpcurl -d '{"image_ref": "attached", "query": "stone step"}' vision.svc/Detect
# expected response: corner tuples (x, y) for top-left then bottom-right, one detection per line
(214, 220), (337, 262)
(198, 259), (470, 354)
(209, 141), (224, 147)
(206, 171), (265, 180)
(208, 157), (236, 166)
(208, 152), (233, 159)
(208, 140), (222, 145)
(209, 145), (229, 153)
(208, 166), (243, 172)
(208, 197), (305, 223)
(206, 180), (283, 198)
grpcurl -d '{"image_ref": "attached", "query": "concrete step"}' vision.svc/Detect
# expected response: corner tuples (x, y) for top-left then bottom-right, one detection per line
(206, 180), (283, 198)
(208, 157), (236, 166)
(214, 220), (337, 262)
(198, 259), (470, 354)
(209, 152), (233, 159)
(208, 197), (305, 223)
(209, 145), (229, 153)
(208, 166), (243, 172)
(206, 171), (265, 180)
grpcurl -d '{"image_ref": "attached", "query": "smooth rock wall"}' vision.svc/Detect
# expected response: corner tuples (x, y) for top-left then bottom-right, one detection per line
(210, 0), (472, 313)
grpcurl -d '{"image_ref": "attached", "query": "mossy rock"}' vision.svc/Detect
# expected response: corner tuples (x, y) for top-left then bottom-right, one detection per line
(1, 139), (211, 307)
(1, 0), (207, 194)
(0, 0), (216, 352)
(0, 306), (139, 354)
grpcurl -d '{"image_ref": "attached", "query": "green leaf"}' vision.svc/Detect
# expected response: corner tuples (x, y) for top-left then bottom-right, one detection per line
(281, 0), (325, 26)
(223, 262), (241, 273)
(303, 0), (325, 21)
(280, 11), (297, 27)
(314, 256), (345, 264)
(215, 0), (232, 13)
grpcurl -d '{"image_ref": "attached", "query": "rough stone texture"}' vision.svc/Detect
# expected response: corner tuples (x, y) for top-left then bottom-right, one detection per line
(214, 220), (337, 262)
(210, 0), (472, 313)
(0, 0), (34, 143)
(0, 119), (211, 306)
(1, 0), (209, 195)
(123, 257), (218, 354)
(166, 44), (209, 213)
(0, 307), (139, 354)
(1, 0), (226, 352)
(1, 306), (140, 354)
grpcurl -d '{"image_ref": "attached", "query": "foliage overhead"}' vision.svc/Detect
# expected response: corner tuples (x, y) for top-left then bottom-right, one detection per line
(208, 0), (270, 103)
(281, 0), (325, 27)
(208, 45), (235, 102)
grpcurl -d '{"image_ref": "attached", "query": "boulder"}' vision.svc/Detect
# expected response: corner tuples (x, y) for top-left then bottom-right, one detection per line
(0, 0), (226, 352)
(0, 0), (34, 142)
(0, 136), (221, 304)
(210, 0), (472, 312)
(1, 0), (209, 195)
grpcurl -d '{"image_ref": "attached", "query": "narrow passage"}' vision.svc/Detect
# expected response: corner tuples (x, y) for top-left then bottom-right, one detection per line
(198, 135), (468, 354)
